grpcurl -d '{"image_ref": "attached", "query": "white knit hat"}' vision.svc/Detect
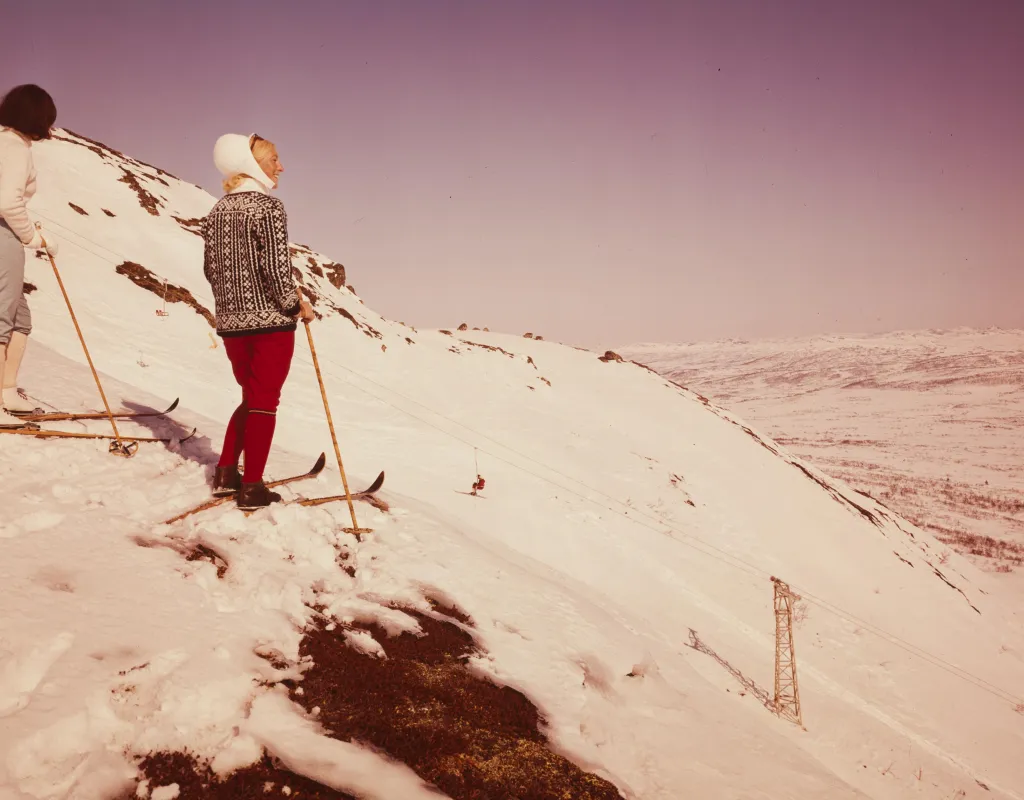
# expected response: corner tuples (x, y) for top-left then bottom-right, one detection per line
(212, 133), (274, 190)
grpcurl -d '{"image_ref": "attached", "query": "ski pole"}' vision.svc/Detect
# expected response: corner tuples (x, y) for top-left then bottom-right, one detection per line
(298, 288), (368, 534)
(37, 226), (136, 458)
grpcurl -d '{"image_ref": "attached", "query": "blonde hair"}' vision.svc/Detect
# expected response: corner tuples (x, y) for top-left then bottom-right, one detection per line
(222, 134), (277, 193)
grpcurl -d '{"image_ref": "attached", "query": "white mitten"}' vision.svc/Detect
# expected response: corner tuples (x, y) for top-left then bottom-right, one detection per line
(27, 226), (57, 256)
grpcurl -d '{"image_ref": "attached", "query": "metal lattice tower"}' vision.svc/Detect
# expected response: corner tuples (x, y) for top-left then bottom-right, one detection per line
(771, 576), (803, 726)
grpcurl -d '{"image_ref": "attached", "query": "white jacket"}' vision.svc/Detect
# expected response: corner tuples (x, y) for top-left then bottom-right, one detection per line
(0, 126), (40, 246)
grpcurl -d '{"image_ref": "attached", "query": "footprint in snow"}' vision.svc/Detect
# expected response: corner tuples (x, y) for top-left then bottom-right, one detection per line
(16, 510), (65, 533)
(0, 631), (75, 718)
(32, 567), (76, 593)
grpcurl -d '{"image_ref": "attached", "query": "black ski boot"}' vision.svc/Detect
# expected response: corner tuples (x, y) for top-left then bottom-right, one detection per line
(212, 465), (242, 497)
(237, 481), (282, 510)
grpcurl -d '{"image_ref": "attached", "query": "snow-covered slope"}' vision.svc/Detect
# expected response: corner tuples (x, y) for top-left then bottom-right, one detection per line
(1, 131), (1022, 800)
(620, 331), (1024, 580)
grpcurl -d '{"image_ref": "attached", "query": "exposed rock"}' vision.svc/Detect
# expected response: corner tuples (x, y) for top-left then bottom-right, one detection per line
(171, 215), (203, 237)
(118, 168), (163, 216)
(114, 261), (214, 327)
(323, 262), (346, 290)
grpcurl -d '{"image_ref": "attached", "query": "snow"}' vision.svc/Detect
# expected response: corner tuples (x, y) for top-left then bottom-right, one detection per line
(619, 331), (1024, 582)
(0, 130), (1022, 799)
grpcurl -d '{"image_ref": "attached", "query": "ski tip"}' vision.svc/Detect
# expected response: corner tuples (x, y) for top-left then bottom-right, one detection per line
(365, 470), (385, 494)
(166, 397), (180, 413)
(178, 427), (198, 443)
(311, 452), (327, 474)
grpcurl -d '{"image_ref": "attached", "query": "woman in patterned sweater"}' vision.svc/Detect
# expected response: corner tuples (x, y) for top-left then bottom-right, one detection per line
(203, 132), (314, 509)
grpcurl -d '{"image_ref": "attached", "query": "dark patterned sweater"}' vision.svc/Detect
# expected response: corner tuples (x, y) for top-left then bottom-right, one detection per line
(201, 191), (300, 338)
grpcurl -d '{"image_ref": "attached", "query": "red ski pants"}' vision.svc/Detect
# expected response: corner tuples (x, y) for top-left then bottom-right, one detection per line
(218, 329), (295, 483)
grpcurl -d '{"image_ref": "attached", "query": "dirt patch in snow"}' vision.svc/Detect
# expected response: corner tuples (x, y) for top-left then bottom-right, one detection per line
(68, 202), (88, 216)
(286, 603), (625, 799)
(115, 261), (214, 327)
(22, 282), (37, 294)
(114, 752), (358, 799)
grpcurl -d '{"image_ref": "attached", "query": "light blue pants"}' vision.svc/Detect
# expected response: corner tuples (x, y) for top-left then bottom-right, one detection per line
(0, 220), (31, 346)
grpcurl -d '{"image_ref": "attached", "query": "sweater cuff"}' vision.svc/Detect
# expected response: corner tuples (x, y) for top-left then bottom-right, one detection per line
(283, 300), (300, 317)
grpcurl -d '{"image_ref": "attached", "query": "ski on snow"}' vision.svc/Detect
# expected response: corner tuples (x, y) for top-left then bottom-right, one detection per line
(0, 426), (197, 445)
(291, 470), (386, 507)
(17, 397), (181, 424)
(163, 453), (329, 524)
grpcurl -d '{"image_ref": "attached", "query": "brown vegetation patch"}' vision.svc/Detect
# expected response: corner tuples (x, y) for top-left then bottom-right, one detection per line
(118, 168), (164, 216)
(115, 261), (215, 327)
(114, 751), (358, 799)
(102, 208), (116, 217)
(22, 282), (36, 295)
(599, 351), (623, 362)
(938, 483), (1024, 515)
(68, 202), (88, 216)
(288, 606), (624, 799)
(932, 528), (1024, 566)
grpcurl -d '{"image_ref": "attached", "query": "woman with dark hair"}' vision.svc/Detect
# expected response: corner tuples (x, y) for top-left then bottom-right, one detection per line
(202, 132), (314, 509)
(0, 84), (58, 427)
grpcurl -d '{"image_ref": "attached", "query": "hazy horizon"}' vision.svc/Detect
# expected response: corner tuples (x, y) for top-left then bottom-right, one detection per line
(3, 0), (1023, 350)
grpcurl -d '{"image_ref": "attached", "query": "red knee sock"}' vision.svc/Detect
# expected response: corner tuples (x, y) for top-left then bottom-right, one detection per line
(242, 410), (277, 483)
(218, 403), (248, 468)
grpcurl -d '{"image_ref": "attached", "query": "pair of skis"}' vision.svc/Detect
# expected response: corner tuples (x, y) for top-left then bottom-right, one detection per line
(163, 453), (386, 524)
(5, 397), (387, 521)
(0, 398), (191, 445)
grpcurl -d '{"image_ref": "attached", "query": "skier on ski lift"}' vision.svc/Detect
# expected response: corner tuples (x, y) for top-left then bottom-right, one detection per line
(203, 132), (314, 509)
(0, 84), (58, 428)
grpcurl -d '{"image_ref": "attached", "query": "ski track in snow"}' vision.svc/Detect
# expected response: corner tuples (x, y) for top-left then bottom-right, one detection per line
(0, 130), (1022, 799)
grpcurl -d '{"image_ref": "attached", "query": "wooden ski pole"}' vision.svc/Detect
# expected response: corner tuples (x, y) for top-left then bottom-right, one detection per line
(299, 288), (368, 533)
(37, 226), (136, 458)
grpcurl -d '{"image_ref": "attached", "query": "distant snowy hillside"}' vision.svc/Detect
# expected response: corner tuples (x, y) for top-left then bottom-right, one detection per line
(1, 132), (1023, 800)
(621, 330), (1024, 579)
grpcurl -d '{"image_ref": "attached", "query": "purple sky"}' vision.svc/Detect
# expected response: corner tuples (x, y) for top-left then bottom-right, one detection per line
(4, 0), (1024, 348)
